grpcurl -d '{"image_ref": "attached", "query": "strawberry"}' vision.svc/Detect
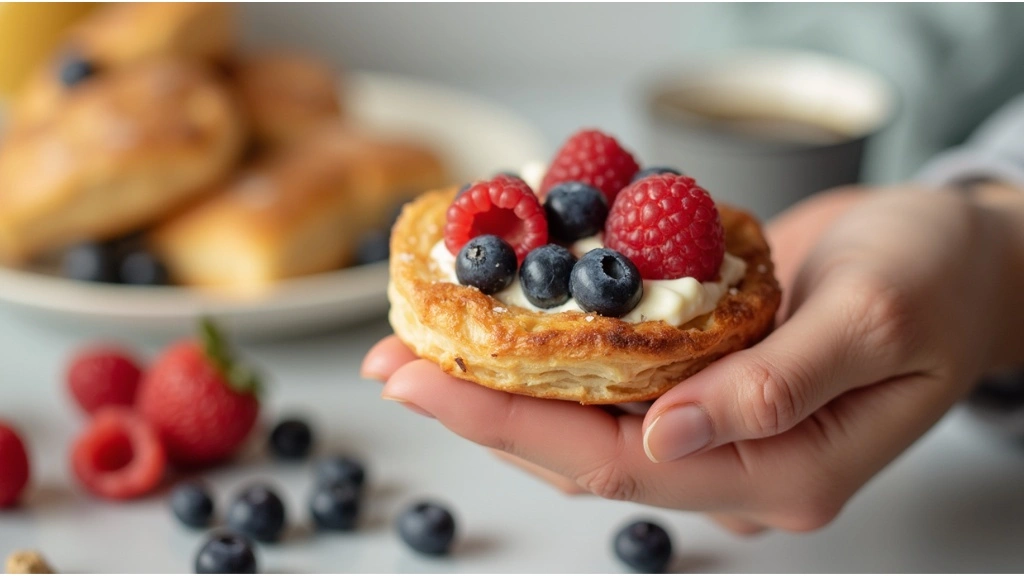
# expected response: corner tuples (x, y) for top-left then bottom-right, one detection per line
(0, 422), (30, 508)
(137, 320), (261, 467)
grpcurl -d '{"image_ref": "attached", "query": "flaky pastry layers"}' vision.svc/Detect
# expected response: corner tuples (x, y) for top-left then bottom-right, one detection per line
(0, 59), (244, 264)
(389, 188), (782, 404)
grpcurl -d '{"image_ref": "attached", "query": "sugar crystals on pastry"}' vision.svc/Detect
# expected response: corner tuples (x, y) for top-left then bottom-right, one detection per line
(388, 129), (781, 404)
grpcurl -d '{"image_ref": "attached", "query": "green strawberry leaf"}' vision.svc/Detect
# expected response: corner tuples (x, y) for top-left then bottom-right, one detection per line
(199, 317), (262, 396)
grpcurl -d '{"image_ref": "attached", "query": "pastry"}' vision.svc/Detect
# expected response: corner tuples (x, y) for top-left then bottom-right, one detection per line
(12, 2), (233, 130)
(149, 125), (447, 292)
(387, 130), (781, 404)
(229, 51), (343, 148)
(0, 59), (245, 264)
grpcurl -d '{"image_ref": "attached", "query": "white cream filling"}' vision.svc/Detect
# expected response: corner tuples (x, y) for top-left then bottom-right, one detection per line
(429, 236), (746, 326)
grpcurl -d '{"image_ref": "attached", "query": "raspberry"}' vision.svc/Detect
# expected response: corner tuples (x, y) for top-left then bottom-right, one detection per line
(444, 175), (547, 263)
(604, 175), (725, 281)
(71, 407), (166, 500)
(538, 129), (640, 204)
(0, 422), (30, 508)
(67, 346), (143, 415)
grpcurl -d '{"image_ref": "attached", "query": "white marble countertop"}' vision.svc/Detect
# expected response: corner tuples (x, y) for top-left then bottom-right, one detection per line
(1, 308), (1023, 573)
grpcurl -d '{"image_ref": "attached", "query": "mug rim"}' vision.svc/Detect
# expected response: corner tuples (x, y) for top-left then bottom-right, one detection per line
(642, 48), (900, 154)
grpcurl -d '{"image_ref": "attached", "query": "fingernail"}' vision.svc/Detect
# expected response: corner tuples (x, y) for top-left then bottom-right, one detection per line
(643, 404), (714, 463)
(361, 369), (387, 383)
(382, 395), (435, 419)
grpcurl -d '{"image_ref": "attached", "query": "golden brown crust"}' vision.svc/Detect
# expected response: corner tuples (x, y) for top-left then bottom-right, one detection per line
(12, 3), (234, 130)
(149, 125), (448, 292)
(388, 187), (782, 404)
(0, 59), (245, 264)
(229, 51), (343, 148)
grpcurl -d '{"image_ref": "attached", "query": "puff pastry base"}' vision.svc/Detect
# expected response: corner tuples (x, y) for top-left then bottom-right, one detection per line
(388, 187), (782, 404)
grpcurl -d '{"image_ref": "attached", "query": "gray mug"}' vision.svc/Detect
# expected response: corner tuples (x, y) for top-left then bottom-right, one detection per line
(643, 51), (896, 221)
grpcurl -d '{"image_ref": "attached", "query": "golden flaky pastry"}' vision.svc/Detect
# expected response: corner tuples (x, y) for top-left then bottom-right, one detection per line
(388, 188), (782, 404)
(229, 51), (343, 148)
(12, 3), (234, 130)
(0, 59), (245, 264)
(150, 124), (446, 292)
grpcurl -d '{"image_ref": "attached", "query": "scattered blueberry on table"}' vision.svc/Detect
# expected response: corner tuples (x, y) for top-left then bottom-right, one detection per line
(396, 501), (457, 556)
(171, 482), (216, 529)
(310, 481), (361, 531)
(268, 418), (314, 461)
(194, 531), (258, 574)
(226, 484), (287, 543)
(314, 456), (367, 490)
(613, 520), (674, 573)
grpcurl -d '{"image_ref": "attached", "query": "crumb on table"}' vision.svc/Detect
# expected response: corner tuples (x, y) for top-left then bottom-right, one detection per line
(5, 550), (54, 574)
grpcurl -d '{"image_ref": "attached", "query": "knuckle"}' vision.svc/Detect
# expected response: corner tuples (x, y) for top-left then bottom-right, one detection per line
(576, 460), (639, 502)
(736, 357), (806, 438)
(845, 273), (919, 365)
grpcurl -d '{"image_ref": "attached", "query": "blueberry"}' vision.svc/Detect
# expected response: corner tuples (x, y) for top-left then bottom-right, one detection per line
(494, 170), (521, 180)
(454, 183), (473, 199)
(519, 245), (576, 308)
(613, 520), (673, 573)
(58, 54), (96, 88)
(455, 235), (517, 295)
(310, 481), (361, 531)
(118, 249), (170, 286)
(227, 484), (286, 543)
(268, 418), (314, 461)
(570, 249), (642, 318)
(631, 166), (683, 183)
(194, 532), (258, 574)
(170, 482), (215, 529)
(314, 456), (366, 490)
(543, 182), (608, 243)
(396, 501), (457, 556)
(62, 243), (117, 283)
(355, 230), (390, 265)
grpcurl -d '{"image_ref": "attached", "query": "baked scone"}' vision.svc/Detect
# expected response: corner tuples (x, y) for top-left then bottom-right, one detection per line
(0, 59), (245, 264)
(229, 51), (343, 148)
(149, 125), (448, 292)
(12, 2), (234, 130)
(388, 187), (781, 404)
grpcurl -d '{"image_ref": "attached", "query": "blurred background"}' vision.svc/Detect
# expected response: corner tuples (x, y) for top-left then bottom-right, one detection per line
(3, 4), (1024, 573)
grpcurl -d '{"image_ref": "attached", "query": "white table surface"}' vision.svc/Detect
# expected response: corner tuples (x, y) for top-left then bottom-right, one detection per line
(1, 308), (1024, 574)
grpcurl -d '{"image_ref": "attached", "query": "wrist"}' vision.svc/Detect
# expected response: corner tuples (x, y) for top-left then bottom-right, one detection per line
(967, 182), (1024, 369)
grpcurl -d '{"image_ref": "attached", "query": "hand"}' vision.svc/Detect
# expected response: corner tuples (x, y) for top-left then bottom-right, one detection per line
(363, 184), (1021, 533)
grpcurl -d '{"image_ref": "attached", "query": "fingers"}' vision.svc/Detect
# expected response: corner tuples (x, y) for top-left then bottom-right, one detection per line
(383, 360), (750, 510)
(707, 513), (767, 536)
(643, 273), (909, 462)
(490, 449), (588, 495)
(361, 335), (418, 381)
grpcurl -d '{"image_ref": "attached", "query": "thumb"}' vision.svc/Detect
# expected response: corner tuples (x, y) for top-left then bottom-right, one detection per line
(641, 278), (905, 463)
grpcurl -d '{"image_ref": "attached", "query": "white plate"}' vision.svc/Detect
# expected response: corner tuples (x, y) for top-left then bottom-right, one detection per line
(0, 71), (548, 339)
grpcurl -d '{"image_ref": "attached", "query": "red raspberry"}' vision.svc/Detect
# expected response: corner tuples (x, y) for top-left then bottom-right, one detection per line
(0, 422), (30, 508)
(444, 174), (547, 263)
(137, 320), (260, 467)
(70, 407), (166, 500)
(604, 174), (725, 281)
(67, 346), (143, 415)
(538, 129), (640, 204)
